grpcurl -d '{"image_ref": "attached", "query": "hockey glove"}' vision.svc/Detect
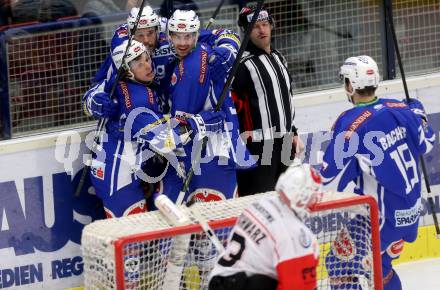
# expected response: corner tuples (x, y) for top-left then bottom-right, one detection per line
(403, 98), (428, 122)
(209, 46), (235, 84)
(215, 29), (241, 50)
(87, 92), (119, 118)
(187, 110), (226, 140)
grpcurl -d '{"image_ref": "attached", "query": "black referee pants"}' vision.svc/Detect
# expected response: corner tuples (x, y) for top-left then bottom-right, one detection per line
(237, 136), (294, 196)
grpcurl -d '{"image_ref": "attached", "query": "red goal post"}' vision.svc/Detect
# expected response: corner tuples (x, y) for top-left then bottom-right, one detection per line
(81, 192), (382, 290)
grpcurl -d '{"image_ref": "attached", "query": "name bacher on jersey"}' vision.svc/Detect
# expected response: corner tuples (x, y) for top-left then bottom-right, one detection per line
(323, 101), (418, 171)
(378, 126), (406, 151)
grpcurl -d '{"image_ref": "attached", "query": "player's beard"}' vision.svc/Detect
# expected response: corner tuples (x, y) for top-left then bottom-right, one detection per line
(145, 44), (155, 55)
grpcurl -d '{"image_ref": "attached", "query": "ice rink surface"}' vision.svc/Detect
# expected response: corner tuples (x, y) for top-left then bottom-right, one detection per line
(395, 258), (440, 290)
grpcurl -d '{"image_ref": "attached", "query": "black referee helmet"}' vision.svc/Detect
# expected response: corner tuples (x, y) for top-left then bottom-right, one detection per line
(237, 5), (274, 30)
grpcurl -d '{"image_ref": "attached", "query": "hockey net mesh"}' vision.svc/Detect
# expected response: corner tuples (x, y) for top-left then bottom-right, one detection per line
(82, 192), (381, 290)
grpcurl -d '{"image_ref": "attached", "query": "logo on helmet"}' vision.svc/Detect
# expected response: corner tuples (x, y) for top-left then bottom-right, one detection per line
(178, 23), (187, 29)
(366, 69), (374, 75)
(246, 10), (269, 23)
(139, 19), (148, 25)
(134, 46), (141, 53)
(358, 56), (369, 63)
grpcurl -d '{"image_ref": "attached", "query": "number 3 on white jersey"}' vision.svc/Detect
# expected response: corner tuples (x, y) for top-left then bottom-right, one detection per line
(218, 233), (245, 267)
(390, 143), (419, 194)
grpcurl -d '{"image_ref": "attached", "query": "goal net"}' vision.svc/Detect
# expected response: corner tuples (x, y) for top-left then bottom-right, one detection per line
(81, 192), (382, 290)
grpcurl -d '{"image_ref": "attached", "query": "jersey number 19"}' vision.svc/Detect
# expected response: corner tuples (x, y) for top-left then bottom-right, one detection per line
(390, 143), (419, 194)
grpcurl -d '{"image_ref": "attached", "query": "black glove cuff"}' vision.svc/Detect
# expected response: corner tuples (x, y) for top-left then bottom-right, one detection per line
(292, 125), (298, 136)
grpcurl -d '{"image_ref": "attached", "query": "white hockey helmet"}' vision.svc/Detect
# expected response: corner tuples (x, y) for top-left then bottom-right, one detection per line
(275, 163), (323, 221)
(127, 6), (160, 31)
(167, 9), (200, 33)
(339, 55), (380, 91)
(112, 40), (148, 71)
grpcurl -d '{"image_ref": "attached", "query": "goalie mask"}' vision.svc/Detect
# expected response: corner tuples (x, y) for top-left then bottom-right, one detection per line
(275, 163), (323, 221)
(127, 6), (160, 32)
(339, 55), (380, 100)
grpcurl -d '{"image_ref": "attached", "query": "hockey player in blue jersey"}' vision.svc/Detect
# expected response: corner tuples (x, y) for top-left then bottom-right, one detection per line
(90, 40), (225, 218)
(82, 5), (241, 120)
(82, 6), (165, 119)
(320, 55), (435, 290)
(155, 9), (245, 204)
(82, 6), (241, 206)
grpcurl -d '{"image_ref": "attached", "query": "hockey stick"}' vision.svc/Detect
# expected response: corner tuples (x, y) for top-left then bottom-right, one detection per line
(155, 195), (192, 289)
(205, 0), (226, 29)
(155, 195), (225, 289)
(176, 0), (266, 205)
(74, 0), (150, 197)
(386, 4), (440, 237)
(156, 195), (225, 252)
(187, 204), (225, 252)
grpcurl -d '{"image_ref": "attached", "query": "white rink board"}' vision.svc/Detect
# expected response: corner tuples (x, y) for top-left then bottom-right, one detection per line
(0, 129), (104, 289)
(295, 72), (440, 132)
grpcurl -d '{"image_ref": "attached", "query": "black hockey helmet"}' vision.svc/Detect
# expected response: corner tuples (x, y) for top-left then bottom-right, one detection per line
(237, 5), (274, 29)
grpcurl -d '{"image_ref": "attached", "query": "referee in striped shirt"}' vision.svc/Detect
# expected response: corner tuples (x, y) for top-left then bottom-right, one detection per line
(232, 5), (304, 196)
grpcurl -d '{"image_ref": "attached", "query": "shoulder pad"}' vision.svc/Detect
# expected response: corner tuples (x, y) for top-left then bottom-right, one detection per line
(115, 24), (128, 39)
(198, 29), (212, 38)
(384, 100), (407, 108)
(331, 111), (347, 131)
(200, 43), (208, 51)
(344, 110), (373, 140)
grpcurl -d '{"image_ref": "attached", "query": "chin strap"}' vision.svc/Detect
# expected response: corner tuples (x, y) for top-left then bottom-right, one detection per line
(122, 63), (135, 81)
(345, 87), (356, 104)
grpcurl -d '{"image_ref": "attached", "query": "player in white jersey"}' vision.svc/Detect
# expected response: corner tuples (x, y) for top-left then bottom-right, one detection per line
(208, 162), (322, 290)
